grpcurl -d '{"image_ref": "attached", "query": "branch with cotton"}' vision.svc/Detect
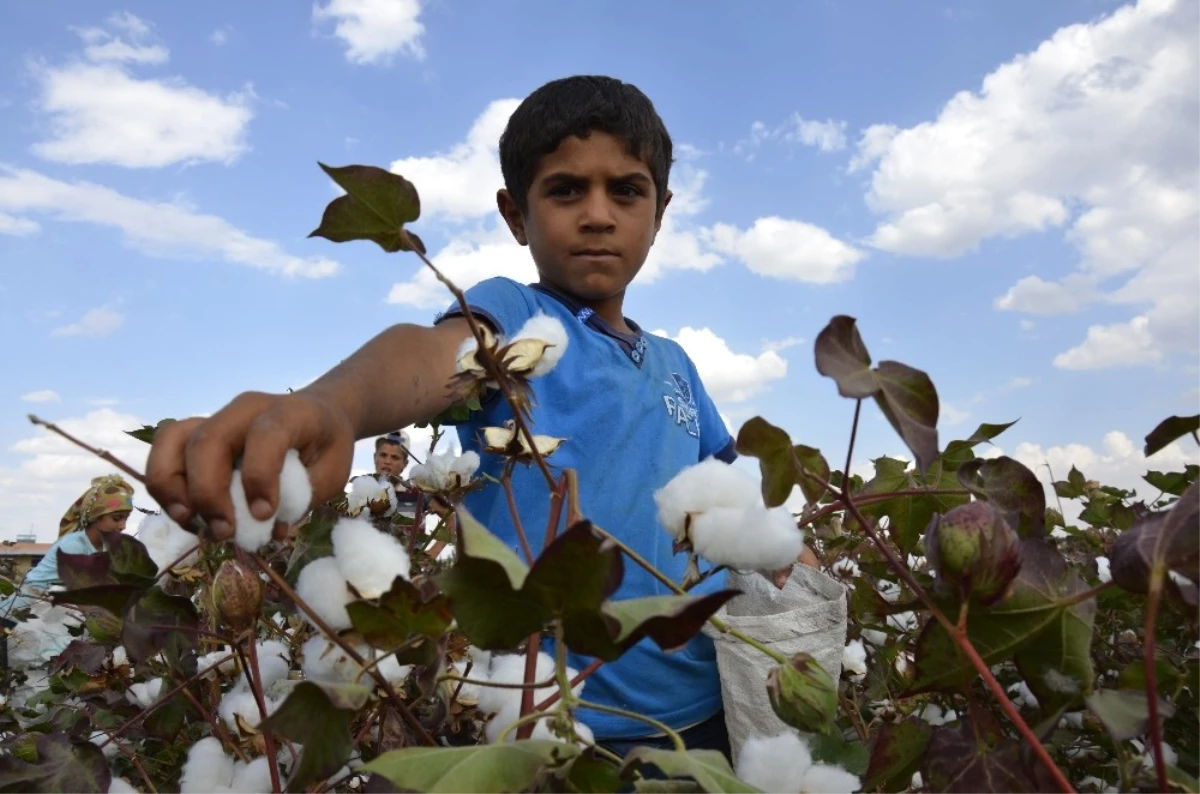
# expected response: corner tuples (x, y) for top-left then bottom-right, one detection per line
(735, 731), (861, 793)
(654, 458), (806, 573)
(229, 449), (313, 551)
(409, 450), (480, 496)
(346, 475), (398, 519)
(482, 420), (565, 462)
(449, 313), (569, 418)
(475, 652), (592, 746)
(180, 736), (276, 794)
(138, 512), (199, 573)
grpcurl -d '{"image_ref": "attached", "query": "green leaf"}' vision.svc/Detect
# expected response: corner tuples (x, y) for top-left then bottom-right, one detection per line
(908, 540), (1088, 695)
(564, 751), (624, 793)
(620, 748), (760, 793)
(120, 587), (198, 664)
(523, 522), (624, 618)
(874, 360), (940, 476)
(104, 533), (158, 586)
(865, 718), (934, 792)
(1119, 658), (1186, 700)
(346, 577), (453, 651)
(285, 507), (337, 583)
(961, 421), (1019, 447)
(124, 419), (175, 445)
(0, 577), (13, 597)
(55, 551), (114, 590)
(1085, 689), (1174, 742)
(1054, 466), (1088, 500)
(806, 730), (869, 775)
(261, 682), (355, 793)
(1145, 414), (1200, 457)
(735, 417), (830, 507)
(563, 590), (739, 662)
(143, 687), (193, 739)
(1144, 466), (1198, 497)
(1110, 483), (1200, 593)
(957, 456), (1046, 538)
(0, 733), (111, 793)
(920, 723), (1052, 793)
(310, 164), (422, 254)
(50, 584), (138, 617)
(814, 316), (878, 399)
(364, 741), (580, 793)
(1012, 574), (1096, 712)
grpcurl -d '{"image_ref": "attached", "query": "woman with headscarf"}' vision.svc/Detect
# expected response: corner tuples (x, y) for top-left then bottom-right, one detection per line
(0, 473), (134, 616)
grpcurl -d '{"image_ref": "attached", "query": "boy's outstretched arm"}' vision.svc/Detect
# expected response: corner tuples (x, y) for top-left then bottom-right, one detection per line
(145, 318), (472, 541)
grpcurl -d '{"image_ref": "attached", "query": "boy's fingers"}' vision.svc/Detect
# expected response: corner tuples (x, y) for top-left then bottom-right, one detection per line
(181, 392), (272, 539)
(144, 417), (206, 526)
(239, 410), (299, 521)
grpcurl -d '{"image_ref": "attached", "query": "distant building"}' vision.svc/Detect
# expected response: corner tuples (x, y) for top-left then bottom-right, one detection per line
(0, 536), (52, 583)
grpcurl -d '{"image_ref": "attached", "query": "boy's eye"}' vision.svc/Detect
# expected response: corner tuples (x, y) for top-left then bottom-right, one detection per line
(613, 183), (643, 198)
(549, 184), (580, 197)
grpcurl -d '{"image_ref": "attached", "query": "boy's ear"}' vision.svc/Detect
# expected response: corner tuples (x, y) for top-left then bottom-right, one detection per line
(654, 189), (674, 233)
(496, 189), (528, 246)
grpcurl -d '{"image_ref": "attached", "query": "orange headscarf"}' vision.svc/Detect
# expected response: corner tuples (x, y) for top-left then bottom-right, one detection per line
(58, 474), (134, 538)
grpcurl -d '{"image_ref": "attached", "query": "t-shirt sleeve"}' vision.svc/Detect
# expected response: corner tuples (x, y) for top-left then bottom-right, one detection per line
(687, 357), (736, 463)
(433, 277), (537, 338)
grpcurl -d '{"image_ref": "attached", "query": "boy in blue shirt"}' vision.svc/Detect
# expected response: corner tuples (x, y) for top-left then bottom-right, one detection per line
(146, 75), (734, 754)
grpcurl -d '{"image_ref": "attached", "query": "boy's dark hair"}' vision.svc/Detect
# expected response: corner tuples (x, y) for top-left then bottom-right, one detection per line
(499, 75), (674, 215)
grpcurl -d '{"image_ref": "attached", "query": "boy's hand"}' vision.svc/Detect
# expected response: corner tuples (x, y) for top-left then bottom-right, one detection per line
(145, 391), (356, 541)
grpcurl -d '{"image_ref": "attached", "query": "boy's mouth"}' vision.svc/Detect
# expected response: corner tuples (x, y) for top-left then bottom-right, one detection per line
(571, 248), (620, 258)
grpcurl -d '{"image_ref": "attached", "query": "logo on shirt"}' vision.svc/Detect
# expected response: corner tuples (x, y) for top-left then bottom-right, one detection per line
(663, 373), (699, 438)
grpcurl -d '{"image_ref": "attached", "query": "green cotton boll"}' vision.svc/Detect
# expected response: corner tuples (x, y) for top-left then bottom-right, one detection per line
(766, 652), (838, 734)
(924, 501), (1023, 606)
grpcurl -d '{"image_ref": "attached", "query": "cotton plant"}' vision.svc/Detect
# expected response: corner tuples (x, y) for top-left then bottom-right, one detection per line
(451, 313), (569, 410)
(218, 639), (290, 735)
(409, 450), (480, 495)
(138, 512), (200, 573)
(180, 736), (276, 794)
(481, 419), (565, 461)
(300, 636), (411, 690)
(654, 458), (806, 573)
(7, 600), (84, 668)
(735, 731), (861, 793)
(842, 639), (868, 679)
(346, 475), (399, 519)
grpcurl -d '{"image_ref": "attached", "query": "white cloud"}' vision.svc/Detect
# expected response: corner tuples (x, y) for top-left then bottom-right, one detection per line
(0, 167), (340, 279)
(640, 164), (726, 282)
(942, 402), (971, 427)
(1008, 376), (1033, 389)
(50, 307), (125, 338)
(210, 28), (229, 46)
(763, 336), (804, 353)
(994, 275), (1089, 314)
(1, 408), (153, 542)
(856, 0), (1199, 363)
(1012, 429), (1199, 524)
(32, 14), (252, 168)
(651, 327), (787, 404)
(1052, 315), (1162, 370)
(387, 226), (535, 310)
(0, 212), (39, 236)
(20, 390), (61, 404)
(313, 0), (426, 65)
(705, 217), (865, 284)
(389, 99), (519, 221)
(786, 116), (848, 152)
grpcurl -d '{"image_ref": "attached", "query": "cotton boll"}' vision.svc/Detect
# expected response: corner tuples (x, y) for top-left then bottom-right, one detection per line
(108, 777), (137, 793)
(918, 702), (957, 726)
(477, 653), (591, 745)
(842, 640), (868, 678)
(89, 732), (119, 760)
(831, 558), (860, 578)
(332, 518), (411, 599)
(127, 678), (163, 709)
(376, 654), (412, 686)
(198, 648), (238, 677)
(653, 458), (761, 540)
(111, 646), (128, 668)
(231, 470), (275, 552)
(138, 512), (199, 572)
(277, 449), (313, 524)
(181, 736), (235, 793)
(1096, 556), (1112, 584)
(450, 450), (480, 481)
(302, 636), (370, 686)
(219, 689), (263, 731)
(688, 504), (806, 571)
(347, 476), (396, 518)
(295, 557), (353, 631)
(410, 451), (480, 492)
(511, 313), (569, 376)
(255, 640), (291, 689)
(736, 732), (860, 794)
(229, 756), (274, 794)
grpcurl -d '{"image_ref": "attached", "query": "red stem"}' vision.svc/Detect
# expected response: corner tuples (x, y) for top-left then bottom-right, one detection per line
(241, 629), (283, 794)
(503, 468), (535, 565)
(1144, 564), (1169, 793)
(516, 633), (542, 740)
(533, 659), (603, 711)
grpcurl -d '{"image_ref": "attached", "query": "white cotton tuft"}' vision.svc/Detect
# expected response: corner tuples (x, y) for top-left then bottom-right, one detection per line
(736, 732), (861, 794)
(219, 688), (281, 732)
(255, 639), (291, 689)
(831, 558), (860, 578)
(478, 652), (590, 745)
(688, 504), (805, 571)
(127, 678), (163, 709)
(1008, 680), (1040, 709)
(111, 646), (129, 668)
(277, 449), (313, 524)
(653, 458), (761, 541)
(108, 777), (137, 793)
(231, 470), (274, 552)
(295, 557), (353, 631)
(376, 654), (412, 687)
(229, 756), (274, 794)
(511, 313), (569, 376)
(181, 736), (235, 793)
(842, 639), (868, 678)
(918, 702), (957, 726)
(198, 647), (238, 677)
(138, 512), (199, 572)
(332, 518), (411, 599)
(410, 450), (480, 492)
(1096, 556), (1112, 583)
(301, 636), (370, 686)
(347, 476), (397, 518)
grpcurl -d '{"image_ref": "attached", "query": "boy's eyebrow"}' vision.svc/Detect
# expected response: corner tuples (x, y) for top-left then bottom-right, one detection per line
(540, 170), (652, 184)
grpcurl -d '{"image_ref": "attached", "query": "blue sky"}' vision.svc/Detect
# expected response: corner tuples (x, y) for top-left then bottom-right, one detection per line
(2, 0), (1197, 540)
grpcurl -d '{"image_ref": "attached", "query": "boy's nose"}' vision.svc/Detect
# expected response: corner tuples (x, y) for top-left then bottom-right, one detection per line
(578, 191), (616, 231)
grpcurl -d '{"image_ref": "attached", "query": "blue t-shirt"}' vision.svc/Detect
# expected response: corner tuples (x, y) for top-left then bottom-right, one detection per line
(438, 277), (736, 739)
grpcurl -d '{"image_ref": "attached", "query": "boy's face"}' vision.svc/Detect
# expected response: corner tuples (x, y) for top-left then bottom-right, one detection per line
(498, 131), (671, 321)
(374, 442), (407, 477)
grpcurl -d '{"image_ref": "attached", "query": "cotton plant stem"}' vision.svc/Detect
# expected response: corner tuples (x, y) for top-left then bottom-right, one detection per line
(533, 659), (603, 711)
(438, 673), (558, 691)
(503, 468), (535, 565)
(27, 414), (146, 484)
(402, 229), (556, 491)
(576, 699), (687, 753)
(835, 400), (1076, 794)
(99, 653), (235, 747)
(82, 707), (158, 794)
(249, 554), (437, 746)
(241, 637), (283, 794)
(516, 633), (543, 740)
(543, 473), (569, 550)
(1144, 563), (1169, 793)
